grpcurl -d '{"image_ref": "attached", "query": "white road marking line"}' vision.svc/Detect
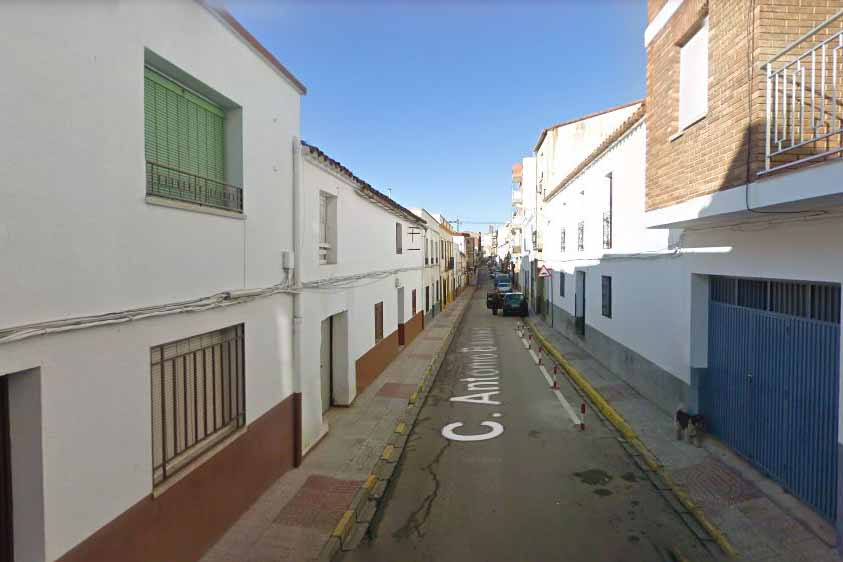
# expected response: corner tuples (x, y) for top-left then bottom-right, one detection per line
(515, 326), (583, 427)
(539, 366), (581, 426)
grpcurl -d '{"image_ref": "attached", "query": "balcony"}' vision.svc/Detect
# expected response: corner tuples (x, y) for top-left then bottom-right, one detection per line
(763, 14), (843, 175)
(512, 189), (523, 205)
(146, 161), (243, 212)
(602, 212), (612, 249)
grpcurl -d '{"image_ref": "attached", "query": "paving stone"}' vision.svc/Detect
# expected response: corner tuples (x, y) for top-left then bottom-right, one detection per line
(274, 475), (362, 530)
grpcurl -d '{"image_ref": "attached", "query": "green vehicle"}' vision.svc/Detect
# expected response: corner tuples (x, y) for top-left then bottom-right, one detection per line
(502, 292), (528, 317)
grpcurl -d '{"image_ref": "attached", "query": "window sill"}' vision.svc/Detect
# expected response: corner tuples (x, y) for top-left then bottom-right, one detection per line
(146, 196), (246, 220)
(152, 426), (247, 499)
(670, 113), (707, 142)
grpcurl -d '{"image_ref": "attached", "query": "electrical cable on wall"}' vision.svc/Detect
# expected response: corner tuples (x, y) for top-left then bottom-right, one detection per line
(0, 265), (425, 345)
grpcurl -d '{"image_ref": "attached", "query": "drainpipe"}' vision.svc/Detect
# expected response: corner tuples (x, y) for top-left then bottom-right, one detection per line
(291, 136), (304, 466)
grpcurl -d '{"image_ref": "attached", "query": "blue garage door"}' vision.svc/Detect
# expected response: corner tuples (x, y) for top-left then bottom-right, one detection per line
(703, 276), (840, 521)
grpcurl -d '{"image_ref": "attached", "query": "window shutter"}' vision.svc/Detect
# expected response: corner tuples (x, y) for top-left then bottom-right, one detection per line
(144, 68), (225, 181)
(678, 18), (709, 129)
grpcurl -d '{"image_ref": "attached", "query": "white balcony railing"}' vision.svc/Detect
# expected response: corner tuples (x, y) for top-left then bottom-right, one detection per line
(512, 189), (523, 205)
(764, 11), (843, 174)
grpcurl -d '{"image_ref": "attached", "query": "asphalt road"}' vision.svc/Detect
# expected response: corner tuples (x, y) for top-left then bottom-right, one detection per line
(342, 271), (716, 562)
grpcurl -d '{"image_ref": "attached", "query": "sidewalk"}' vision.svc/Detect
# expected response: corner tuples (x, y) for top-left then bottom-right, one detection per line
(529, 316), (839, 562)
(200, 287), (475, 562)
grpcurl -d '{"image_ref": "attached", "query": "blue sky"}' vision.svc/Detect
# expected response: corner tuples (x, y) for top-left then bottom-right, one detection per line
(229, 1), (647, 231)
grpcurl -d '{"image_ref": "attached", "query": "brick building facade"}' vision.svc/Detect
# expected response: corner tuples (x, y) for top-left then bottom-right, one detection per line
(646, 0), (843, 211)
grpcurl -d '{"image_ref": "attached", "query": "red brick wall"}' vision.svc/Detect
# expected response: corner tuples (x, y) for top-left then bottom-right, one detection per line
(645, 0), (843, 211)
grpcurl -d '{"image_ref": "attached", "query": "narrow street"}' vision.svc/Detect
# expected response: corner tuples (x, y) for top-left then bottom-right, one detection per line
(342, 271), (717, 562)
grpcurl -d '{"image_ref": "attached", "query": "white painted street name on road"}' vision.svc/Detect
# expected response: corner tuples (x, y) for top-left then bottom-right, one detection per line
(441, 328), (505, 442)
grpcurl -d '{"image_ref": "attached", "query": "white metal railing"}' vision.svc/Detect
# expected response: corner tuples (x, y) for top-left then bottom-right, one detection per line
(764, 10), (843, 174)
(512, 189), (523, 205)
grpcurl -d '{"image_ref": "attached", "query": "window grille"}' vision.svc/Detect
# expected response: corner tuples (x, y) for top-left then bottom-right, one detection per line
(561, 228), (566, 252)
(560, 271), (565, 297)
(577, 221), (585, 252)
(601, 276), (612, 318)
(151, 325), (245, 486)
(711, 276), (841, 323)
(603, 212), (612, 249)
(396, 223), (403, 254)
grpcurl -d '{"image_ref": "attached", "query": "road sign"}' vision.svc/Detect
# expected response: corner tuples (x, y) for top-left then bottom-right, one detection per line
(538, 265), (551, 278)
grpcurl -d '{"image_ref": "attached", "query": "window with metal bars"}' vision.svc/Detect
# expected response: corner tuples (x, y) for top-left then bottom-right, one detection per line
(710, 276), (840, 323)
(151, 325), (245, 486)
(144, 67), (241, 211)
(560, 271), (565, 297)
(577, 221), (585, 252)
(396, 223), (403, 254)
(561, 228), (566, 252)
(603, 212), (612, 249)
(601, 276), (612, 318)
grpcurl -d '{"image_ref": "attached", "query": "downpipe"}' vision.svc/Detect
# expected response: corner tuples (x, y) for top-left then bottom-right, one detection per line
(291, 136), (304, 466)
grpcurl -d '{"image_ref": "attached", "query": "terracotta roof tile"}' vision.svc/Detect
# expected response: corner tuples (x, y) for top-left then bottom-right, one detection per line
(301, 141), (424, 225)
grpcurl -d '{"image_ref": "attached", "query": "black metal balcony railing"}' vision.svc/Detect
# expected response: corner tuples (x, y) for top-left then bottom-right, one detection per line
(448, 257), (455, 270)
(146, 161), (243, 212)
(603, 212), (612, 249)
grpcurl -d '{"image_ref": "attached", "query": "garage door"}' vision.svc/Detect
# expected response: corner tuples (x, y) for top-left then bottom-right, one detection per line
(702, 276), (840, 521)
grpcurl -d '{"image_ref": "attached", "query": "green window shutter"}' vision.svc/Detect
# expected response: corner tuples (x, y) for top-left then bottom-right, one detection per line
(143, 67), (225, 182)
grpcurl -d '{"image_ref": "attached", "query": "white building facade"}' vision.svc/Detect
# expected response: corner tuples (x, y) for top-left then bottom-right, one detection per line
(0, 2), (305, 561)
(298, 143), (427, 449)
(413, 209), (447, 321)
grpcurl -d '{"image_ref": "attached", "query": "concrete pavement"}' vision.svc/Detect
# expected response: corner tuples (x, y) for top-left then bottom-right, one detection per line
(342, 273), (718, 562)
(199, 284), (475, 562)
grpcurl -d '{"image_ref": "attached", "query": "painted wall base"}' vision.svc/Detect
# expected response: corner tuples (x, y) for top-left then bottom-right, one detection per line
(544, 304), (691, 417)
(57, 394), (299, 562)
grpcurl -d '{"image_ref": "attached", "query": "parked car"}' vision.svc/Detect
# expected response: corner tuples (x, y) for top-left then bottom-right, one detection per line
(502, 292), (528, 317)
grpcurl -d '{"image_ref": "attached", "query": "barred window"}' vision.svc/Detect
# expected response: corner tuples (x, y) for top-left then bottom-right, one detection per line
(561, 228), (566, 252)
(601, 276), (612, 318)
(151, 325), (245, 486)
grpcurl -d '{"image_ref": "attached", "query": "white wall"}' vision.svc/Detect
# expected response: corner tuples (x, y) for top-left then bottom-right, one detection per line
(536, 104), (640, 193)
(298, 159), (425, 447)
(1, 295), (295, 561)
(539, 117), (843, 410)
(0, 1), (302, 558)
(0, 0), (300, 329)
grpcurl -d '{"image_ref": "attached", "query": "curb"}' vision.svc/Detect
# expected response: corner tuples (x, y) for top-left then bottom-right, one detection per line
(315, 286), (477, 562)
(524, 319), (737, 560)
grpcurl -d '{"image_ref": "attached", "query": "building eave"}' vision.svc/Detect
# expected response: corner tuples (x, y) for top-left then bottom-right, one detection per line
(532, 99), (644, 154)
